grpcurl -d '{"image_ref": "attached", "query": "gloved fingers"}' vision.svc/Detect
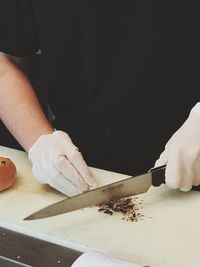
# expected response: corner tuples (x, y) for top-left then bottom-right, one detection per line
(178, 147), (199, 191)
(33, 161), (83, 196)
(60, 134), (97, 189)
(165, 148), (194, 191)
(54, 155), (90, 192)
(49, 173), (82, 196)
(61, 141), (96, 189)
(178, 158), (193, 191)
(164, 152), (183, 189)
(179, 177), (193, 191)
(67, 150), (97, 190)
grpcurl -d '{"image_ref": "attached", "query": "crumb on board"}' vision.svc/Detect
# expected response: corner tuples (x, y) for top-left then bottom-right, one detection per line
(97, 197), (144, 222)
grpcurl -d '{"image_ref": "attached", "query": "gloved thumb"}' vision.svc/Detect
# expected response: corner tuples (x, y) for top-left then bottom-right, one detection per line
(154, 149), (168, 168)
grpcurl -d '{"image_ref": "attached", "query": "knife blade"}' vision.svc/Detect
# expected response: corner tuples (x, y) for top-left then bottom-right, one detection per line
(24, 165), (165, 220)
(24, 165), (200, 220)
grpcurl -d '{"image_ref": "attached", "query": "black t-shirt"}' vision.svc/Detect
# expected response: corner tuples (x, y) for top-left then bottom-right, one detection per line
(0, 0), (200, 175)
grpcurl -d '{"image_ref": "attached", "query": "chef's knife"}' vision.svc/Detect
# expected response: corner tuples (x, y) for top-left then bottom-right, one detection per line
(24, 165), (200, 220)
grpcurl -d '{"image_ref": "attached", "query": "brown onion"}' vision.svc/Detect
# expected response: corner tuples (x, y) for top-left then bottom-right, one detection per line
(0, 157), (16, 191)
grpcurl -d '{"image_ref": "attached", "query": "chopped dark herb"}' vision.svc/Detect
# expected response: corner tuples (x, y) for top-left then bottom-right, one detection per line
(104, 210), (113, 215)
(97, 197), (144, 222)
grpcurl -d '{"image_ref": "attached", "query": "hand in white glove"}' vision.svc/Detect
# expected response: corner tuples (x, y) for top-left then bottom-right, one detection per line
(155, 103), (200, 191)
(28, 130), (97, 196)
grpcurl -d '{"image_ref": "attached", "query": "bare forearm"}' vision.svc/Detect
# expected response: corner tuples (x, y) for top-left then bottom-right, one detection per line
(0, 54), (53, 151)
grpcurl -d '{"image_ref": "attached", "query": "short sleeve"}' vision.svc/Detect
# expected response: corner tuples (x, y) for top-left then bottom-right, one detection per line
(0, 0), (39, 57)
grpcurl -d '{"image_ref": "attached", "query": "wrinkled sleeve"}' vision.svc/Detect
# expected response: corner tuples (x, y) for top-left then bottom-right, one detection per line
(0, 0), (39, 57)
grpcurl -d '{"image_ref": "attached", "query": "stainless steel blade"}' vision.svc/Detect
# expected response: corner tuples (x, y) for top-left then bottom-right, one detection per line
(24, 172), (152, 220)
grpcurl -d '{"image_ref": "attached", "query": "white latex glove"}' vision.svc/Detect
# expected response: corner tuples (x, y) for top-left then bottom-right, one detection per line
(155, 103), (200, 191)
(28, 130), (97, 196)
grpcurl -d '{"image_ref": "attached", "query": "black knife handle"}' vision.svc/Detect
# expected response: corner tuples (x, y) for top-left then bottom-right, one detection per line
(150, 165), (200, 191)
(150, 165), (166, 187)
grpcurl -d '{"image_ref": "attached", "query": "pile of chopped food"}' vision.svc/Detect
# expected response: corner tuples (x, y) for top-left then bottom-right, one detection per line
(97, 197), (144, 222)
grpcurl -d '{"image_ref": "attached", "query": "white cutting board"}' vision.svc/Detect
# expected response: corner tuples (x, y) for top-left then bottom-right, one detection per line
(0, 146), (200, 267)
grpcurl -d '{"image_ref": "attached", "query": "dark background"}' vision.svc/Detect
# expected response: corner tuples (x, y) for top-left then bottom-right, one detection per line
(0, 55), (47, 151)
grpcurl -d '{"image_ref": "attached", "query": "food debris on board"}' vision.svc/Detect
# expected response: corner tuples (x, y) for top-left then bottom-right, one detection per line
(97, 197), (144, 222)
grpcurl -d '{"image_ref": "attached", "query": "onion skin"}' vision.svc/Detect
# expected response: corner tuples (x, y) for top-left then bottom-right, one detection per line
(0, 157), (16, 191)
